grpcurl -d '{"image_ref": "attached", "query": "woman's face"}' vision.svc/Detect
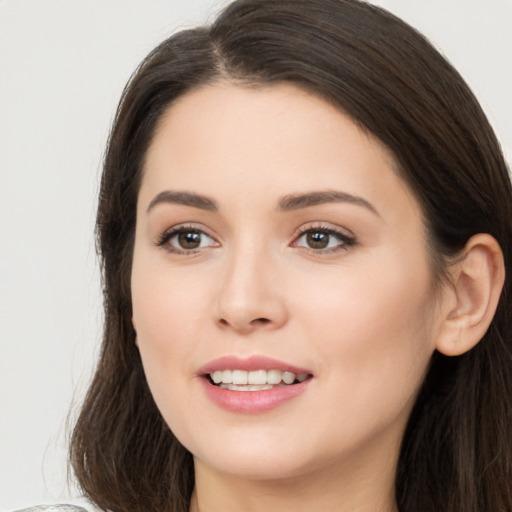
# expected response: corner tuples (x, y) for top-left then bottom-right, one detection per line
(132, 83), (445, 481)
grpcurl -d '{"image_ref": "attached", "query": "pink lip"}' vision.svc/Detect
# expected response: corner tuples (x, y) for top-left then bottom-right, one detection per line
(198, 355), (312, 376)
(198, 355), (313, 414)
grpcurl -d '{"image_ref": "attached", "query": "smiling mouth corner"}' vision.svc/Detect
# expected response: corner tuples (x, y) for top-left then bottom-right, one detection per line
(205, 369), (312, 391)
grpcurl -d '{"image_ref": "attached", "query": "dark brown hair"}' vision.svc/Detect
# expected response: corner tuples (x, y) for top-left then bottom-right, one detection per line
(70, 1), (512, 510)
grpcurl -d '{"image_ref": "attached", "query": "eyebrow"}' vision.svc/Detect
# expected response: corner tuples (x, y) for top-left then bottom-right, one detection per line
(277, 190), (379, 216)
(146, 188), (378, 216)
(147, 190), (218, 213)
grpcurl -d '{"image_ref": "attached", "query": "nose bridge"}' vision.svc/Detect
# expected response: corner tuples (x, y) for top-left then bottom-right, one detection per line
(215, 235), (287, 332)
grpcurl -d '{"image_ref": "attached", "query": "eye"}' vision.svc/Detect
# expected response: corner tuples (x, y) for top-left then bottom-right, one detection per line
(157, 226), (218, 253)
(293, 226), (356, 252)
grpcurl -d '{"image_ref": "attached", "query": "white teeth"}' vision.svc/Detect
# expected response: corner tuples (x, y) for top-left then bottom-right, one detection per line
(267, 369), (282, 385)
(209, 369), (310, 386)
(282, 371), (295, 385)
(220, 384), (274, 391)
(232, 370), (248, 385)
(222, 369), (233, 384)
(248, 370), (267, 385)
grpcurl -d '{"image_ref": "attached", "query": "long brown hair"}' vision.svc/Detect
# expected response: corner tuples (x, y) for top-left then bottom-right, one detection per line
(70, 1), (512, 510)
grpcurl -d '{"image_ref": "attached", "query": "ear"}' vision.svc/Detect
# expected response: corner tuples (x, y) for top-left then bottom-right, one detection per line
(435, 233), (505, 356)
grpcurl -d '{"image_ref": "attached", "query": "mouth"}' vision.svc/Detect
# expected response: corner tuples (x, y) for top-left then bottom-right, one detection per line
(199, 356), (314, 411)
(207, 369), (312, 391)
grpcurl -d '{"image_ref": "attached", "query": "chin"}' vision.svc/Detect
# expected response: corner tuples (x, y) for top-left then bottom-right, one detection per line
(189, 432), (327, 481)
(197, 450), (319, 482)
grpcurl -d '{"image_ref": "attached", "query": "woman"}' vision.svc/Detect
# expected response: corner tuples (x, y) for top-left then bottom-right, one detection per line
(68, 0), (512, 511)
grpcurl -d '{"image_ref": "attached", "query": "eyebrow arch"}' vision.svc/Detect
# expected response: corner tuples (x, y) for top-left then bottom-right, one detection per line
(277, 190), (379, 216)
(147, 190), (218, 213)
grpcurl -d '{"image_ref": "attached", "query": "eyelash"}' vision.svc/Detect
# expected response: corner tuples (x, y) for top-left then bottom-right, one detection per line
(155, 224), (357, 255)
(292, 225), (357, 254)
(156, 224), (218, 254)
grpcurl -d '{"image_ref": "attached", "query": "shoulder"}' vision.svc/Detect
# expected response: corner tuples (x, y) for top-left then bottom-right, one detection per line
(13, 506), (89, 512)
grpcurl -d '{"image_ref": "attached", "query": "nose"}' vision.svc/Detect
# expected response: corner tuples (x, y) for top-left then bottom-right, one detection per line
(214, 246), (288, 335)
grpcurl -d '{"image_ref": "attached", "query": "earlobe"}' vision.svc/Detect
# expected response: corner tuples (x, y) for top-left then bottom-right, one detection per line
(435, 233), (505, 357)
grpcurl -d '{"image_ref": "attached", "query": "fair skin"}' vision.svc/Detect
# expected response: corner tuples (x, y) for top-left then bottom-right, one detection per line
(131, 83), (504, 511)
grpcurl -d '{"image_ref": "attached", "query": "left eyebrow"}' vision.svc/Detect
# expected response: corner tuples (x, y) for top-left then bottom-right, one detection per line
(147, 190), (218, 213)
(277, 190), (380, 216)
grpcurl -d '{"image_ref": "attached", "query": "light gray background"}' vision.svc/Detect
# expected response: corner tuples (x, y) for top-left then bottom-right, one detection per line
(1, 0), (510, 509)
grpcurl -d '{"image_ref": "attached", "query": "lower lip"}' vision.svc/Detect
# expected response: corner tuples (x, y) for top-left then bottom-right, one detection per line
(200, 377), (312, 413)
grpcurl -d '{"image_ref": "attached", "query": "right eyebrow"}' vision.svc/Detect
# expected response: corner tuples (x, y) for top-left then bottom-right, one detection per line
(277, 190), (380, 217)
(146, 190), (218, 213)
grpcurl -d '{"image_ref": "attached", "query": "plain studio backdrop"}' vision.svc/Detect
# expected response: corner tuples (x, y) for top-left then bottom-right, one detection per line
(0, 0), (510, 509)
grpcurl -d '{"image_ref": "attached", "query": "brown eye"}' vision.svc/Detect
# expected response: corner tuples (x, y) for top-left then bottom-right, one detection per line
(305, 231), (330, 249)
(158, 227), (218, 252)
(177, 230), (203, 249)
(294, 227), (356, 253)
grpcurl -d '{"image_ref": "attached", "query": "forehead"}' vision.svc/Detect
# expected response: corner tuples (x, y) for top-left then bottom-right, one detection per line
(140, 82), (419, 219)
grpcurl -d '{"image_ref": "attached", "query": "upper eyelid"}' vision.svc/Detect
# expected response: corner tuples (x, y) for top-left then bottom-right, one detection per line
(160, 222), (215, 237)
(156, 226), (220, 256)
(292, 223), (358, 251)
(294, 222), (355, 238)
(155, 221), (356, 246)
(155, 223), (218, 246)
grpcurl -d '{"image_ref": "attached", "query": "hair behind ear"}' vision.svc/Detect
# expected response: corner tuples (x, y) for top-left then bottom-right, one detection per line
(397, 232), (511, 511)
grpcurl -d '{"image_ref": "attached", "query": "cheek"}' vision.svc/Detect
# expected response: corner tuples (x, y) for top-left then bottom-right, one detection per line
(295, 253), (436, 419)
(131, 253), (210, 407)
(298, 252), (434, 340)
(132, 251), (212, 347)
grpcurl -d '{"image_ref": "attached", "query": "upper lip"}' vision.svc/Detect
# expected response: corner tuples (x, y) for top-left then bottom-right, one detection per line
(198, 355), (313, 376)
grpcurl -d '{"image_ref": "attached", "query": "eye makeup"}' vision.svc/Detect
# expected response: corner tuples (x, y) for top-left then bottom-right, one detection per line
(155, 223), (219, 254)
(292, 223), (357, 254)
(154, 220), (357, 257)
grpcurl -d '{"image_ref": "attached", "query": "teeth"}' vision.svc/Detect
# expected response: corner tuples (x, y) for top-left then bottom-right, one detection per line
(248, 370), (267, 385)
(209, 369), (310, 386)
(232, 370), (248, 385)
(267, 369), (282, 385)
(282, 371), (295, 384)
(220, 384), (274, 391)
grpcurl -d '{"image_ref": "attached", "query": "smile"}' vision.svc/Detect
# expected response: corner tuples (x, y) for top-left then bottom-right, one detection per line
(209, 369), (310, 391)
(199, 356), (314, 413)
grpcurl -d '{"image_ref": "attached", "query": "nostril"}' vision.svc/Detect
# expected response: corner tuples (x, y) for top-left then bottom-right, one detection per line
(216, 316), (274, 331)
(252, 318), (271, 325)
